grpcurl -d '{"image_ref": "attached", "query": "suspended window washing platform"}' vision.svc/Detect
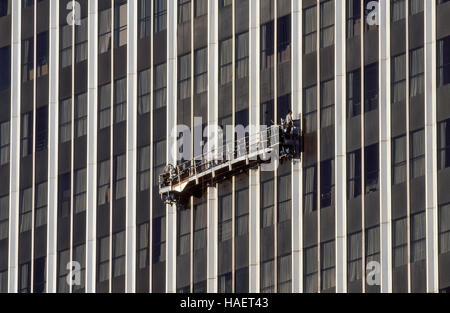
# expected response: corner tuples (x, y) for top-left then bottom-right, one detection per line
(159, 120), (303, 206)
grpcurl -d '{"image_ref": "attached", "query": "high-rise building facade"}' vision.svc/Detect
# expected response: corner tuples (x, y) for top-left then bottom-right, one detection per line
(0, 0), (450, 294)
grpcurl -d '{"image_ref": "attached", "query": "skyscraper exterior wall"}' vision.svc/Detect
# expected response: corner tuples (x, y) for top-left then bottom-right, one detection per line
(0, 0), (450, 293)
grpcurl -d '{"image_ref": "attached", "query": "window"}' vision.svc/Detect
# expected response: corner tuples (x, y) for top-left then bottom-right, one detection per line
(320, 0), (334, 48)
(277, 15), (291, 63)
(437, 36), (450, 87)
(303, 85), (317, 133)
(99, 8), (112, 54)
(114, 1), (127, 48)
(439, 203), (450, 254)
(22, 38), (34, 82)
(303, 6), (317, 54)
(411, 211), (426, 262)
(154, 63), (167, 109)
(235, 182), (249, 237)
(99, 83), (111, 129)
(194, 0), (206, 17)
(304, 165), (317, 213)
(218, 272), (232, 293)
(235, 267), (249, 293)
(278, 169), (291, 223)
(177, 208), (190, 256)
(391, 0), (405, 22)
(58, 173), (71, 218)
(36, 32), (49, 78)
(0, 46), (10, 91)
(364, 63), (378, 112)
(75, 93), (87, 138)
(0, 0), (11, 17)
(0, 270), (7, 293)
(59, 98), (72, 143)
(438, 119), (450, 170)
(154, 0), (167, 33)
(219, 0), (232, 8)
(19, 262), (30, 293)
(320, 79), (335, 128)
(320, 159), (334, 208)
(260, 259), (274, 293)
(36, 106), (48, 152)
(114, 154), (126, 200)
(75, 18), (88, 63)
(0, 121), (10, 166)
(178, 54), (190, 100)
(138, 69), (151, 115)
(409, 0), (423, 15)
(20, 188), (32, 233)
(218, 190), (232, 242)
(261, 22), (274, 69)
(194, 200), (207, 250)
(277, 254), (292, 293)
(138, 146), (150, 191)
(410, 47), (424, 98)
(60, 24), (72, 68)
(347, 150), (361, 200)
(33, 257), (46, 293)
(365, 226), (380, 272)
(304, 246), (318, 293)
(74, 168), (86, 214)
(21, 113), (33, 157)
(392, 54), (406, 103)
(365, 144), (379, 193)
(178, 0), (191, 24)
(219, 38), (232, 85)
(236, 32), (249, 79)
(22, 0), (33, 8)
(392, 135), (407, 185)
(348, 232), (362, 282)
(321, 240), (335, 290)
(346, 0), (361, 38)
(35, 182), (47, 228)
(347, 69), (361, 118)
(153, 139), (166, 187)
(194, 48), (207, 94)
(153, 216), (166, 263)
(260, 100), (274, 127)
(73, 244), (86, 291)
(261, 174), (274, 228)
(97, 236), (109, 282)
(393, 217), (408, 267)
(112, 231), (125, 277)
(98, 160), (110, 206)
(114, 77), (127, 124)
(410, 129), (425, 179)
(138, 0), (151, 39)
(0, 195), (8, 241)
(137, 223), (149, 269)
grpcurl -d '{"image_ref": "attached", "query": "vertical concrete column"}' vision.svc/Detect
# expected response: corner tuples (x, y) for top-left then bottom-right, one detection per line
(335, 0), (347, 293)
(424, 0), (439, 294)
(125, 0), (138, 293)
(379, 0), (392, 293)
(291, 0), (303, 294)
(166, 0), (178, 294)
(86, 0), (99, 293)
(207, 0), (219, 293)
(248, 0), (261, 293)
(8, 0), (22, 294)
(46, 0), (59, 293)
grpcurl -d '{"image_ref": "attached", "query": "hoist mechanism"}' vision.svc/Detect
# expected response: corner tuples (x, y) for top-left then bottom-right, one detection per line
(159, 120), (303, 206)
